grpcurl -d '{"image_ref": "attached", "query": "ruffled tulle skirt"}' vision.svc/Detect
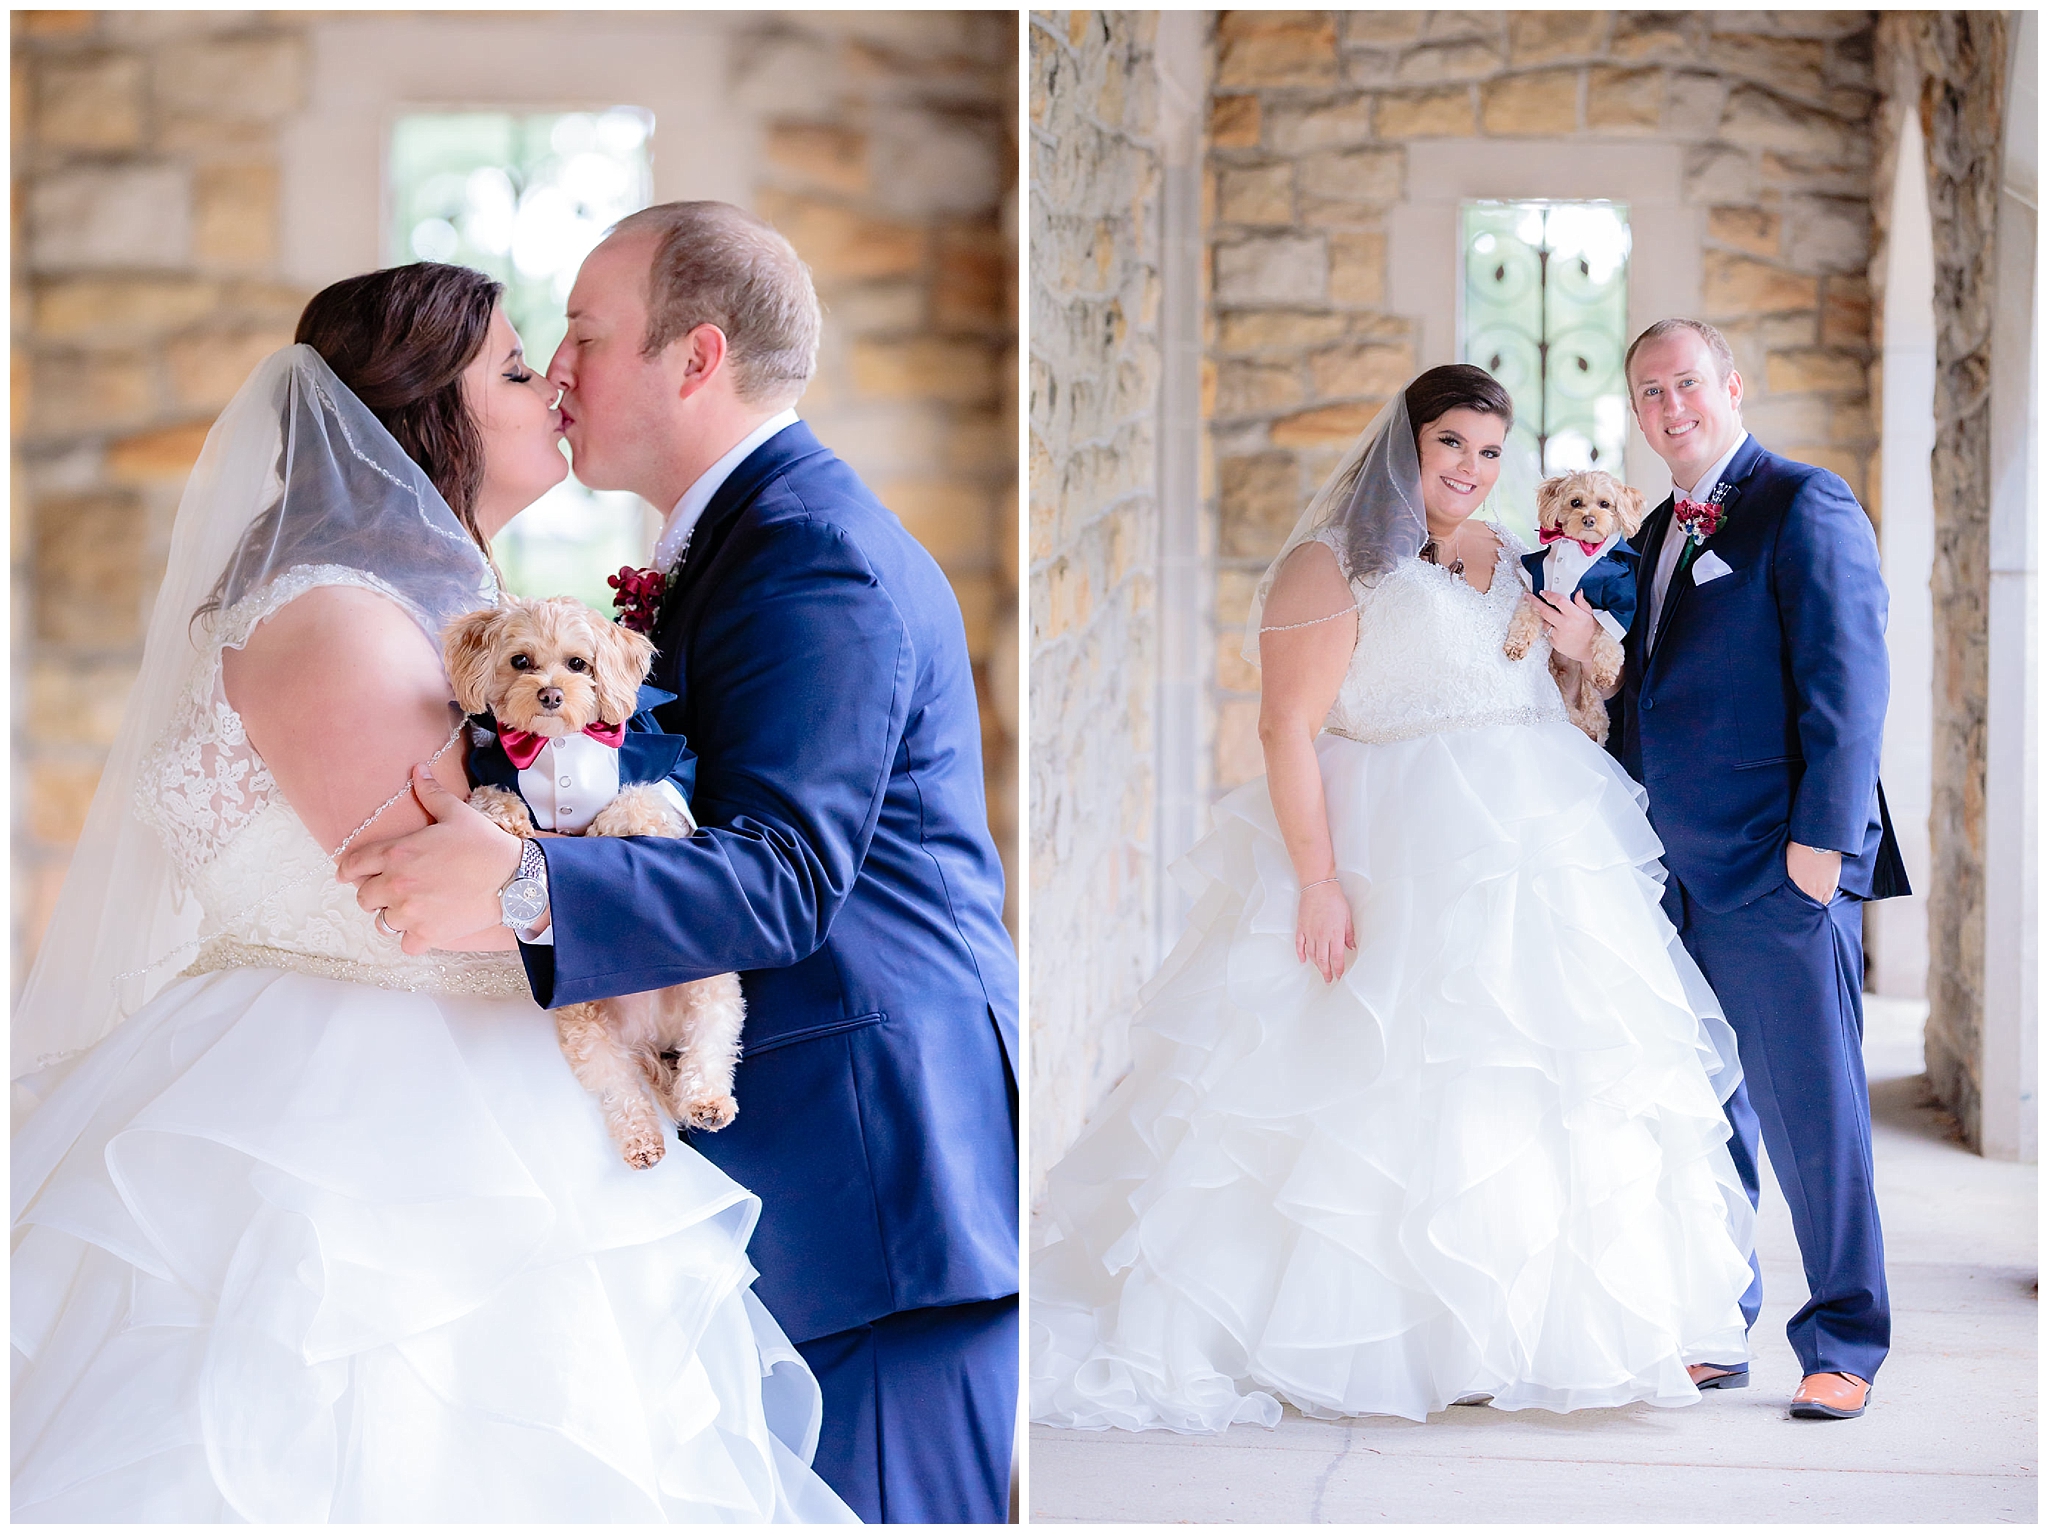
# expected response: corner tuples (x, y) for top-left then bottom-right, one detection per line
(11, 966), (856, 1522)
(1031, 721), (1756, 1432)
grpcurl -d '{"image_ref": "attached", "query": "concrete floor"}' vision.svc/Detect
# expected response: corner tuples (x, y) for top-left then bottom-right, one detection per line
(1027, 998), (2038, 1524)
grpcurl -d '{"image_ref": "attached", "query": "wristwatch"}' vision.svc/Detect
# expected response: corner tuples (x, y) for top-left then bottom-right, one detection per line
(499, 839), (549, 930)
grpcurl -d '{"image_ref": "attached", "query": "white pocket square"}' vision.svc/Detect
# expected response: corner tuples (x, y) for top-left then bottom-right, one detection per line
(1692, 550), (1735, 584)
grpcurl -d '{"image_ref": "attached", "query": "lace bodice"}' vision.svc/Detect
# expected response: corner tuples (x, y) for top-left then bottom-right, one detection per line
(133, 566), (523, 993)
(1321, 524), (1569, 746)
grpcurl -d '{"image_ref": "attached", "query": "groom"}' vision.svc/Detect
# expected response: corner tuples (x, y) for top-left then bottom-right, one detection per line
(345, 202), (1019, 1520)
(1597, 317), (1904, 1421)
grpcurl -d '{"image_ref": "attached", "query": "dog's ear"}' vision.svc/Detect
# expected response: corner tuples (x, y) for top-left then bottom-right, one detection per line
(442, 605), (506, 715)
(1617, 482), (1648, 538)
(1533, 476), (1566, 529)
(590, 616), (656, 724)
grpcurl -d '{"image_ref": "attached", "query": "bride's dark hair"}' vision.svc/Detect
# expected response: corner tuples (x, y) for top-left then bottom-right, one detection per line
(294, 262), (505, 549)
(1402, 363), (1514, 443)
(1303, 365), (1517, 591)
(194, 264), (505, 627)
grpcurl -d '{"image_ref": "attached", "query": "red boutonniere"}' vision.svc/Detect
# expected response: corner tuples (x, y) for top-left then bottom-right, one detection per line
(1674, 489), (1730, 546)
(609, 565), (666, 633)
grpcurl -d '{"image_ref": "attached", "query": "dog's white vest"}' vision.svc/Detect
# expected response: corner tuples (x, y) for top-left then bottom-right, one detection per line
(516, 734), (695, 835)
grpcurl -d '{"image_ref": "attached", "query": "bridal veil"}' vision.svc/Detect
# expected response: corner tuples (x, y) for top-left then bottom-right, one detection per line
(1241, 387), (1513, 665)
(13, 346), (499, 1092)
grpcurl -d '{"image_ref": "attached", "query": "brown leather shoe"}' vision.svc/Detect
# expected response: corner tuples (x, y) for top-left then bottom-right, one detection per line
(1790, 1371), (1870, 1419)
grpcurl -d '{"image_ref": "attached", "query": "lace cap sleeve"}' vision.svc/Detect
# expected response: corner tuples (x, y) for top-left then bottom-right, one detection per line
(135, 565), (442, 883)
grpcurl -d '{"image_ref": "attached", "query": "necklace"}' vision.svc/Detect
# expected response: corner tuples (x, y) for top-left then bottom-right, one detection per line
(1422, 521), (1468, 579)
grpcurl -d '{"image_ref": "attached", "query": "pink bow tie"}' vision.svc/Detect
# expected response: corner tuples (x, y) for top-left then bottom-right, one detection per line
(1675, 496), (1726, 542)
(1540, 527), (1606, 556)
(497, 720), (626, 770)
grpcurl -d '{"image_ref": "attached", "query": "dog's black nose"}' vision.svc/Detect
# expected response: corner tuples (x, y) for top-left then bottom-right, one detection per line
(538, 687), (564, 710)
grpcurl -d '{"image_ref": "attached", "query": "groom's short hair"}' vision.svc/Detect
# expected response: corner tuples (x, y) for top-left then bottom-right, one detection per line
(1624, 317), (1736, 387)
(611, 201), (821, 409)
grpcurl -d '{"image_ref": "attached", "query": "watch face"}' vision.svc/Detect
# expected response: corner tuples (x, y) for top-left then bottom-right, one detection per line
(500, 877), (547, 927)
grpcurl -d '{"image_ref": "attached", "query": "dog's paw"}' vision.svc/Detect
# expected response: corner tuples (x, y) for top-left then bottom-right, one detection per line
(471, 785), (539, 839)
(1502, 604), (1541, 660)
(589, 784), (689, 840)
(1588, 645), (1623, 693)
(619, 1126), (668, 1168)
(680, 1094), (738, 1132)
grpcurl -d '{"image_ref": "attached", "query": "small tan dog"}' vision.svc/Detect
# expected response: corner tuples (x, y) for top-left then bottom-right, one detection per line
(444, 596), (746, 1169)
(1504, 469), (1646, 746)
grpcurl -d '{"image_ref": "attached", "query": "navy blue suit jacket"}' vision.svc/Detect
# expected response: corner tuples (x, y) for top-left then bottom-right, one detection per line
(518, 422), (1019, 1342)
(1521, 539), (1640, 634)
(1612, 436), (1903, 913)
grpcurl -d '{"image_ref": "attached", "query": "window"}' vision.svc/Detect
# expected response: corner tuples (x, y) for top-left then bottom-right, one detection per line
(1461, 200), (1632, 523)
(388, 108), (659, 609)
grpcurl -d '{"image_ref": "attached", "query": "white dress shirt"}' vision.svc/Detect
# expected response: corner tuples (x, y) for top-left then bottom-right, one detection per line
(1648, 430), (1751, 647)
(652, 409), (801, 573)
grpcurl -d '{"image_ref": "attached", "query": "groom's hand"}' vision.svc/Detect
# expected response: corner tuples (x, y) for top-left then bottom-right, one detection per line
(339, 764), (523, 954)
(1786, 841), (1842, 906)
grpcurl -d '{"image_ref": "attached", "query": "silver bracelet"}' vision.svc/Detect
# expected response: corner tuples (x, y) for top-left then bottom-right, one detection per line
(1301, 876), (1339, 892)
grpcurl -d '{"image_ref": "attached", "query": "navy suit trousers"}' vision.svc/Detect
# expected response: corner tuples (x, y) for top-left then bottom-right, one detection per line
(1665, 876), (1890, 1383)
(796, 1296), (1018, 1523)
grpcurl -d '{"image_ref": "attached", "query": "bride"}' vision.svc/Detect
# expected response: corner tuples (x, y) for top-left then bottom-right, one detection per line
(11, 262), (855, 1521)
(1031, 365), (1756, 1432)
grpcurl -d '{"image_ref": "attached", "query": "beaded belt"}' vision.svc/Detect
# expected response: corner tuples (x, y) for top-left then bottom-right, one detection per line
(1324, 702), (1564, 747)
(180, 938), (533, 1000)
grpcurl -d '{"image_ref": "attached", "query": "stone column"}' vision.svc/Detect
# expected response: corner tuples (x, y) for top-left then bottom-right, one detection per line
(1980, 13), (2037, 1163)
(1908, 11), (2009, 1151)
(1152, 11), (1211, 950)
(1028, 11), (1171, 1193)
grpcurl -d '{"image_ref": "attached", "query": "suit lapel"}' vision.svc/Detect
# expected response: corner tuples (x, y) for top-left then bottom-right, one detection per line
(1632, 495), (1676, 672)
(661, 423), (831, 597)
(1647, 435), (1767, 666)
(649, 421), (834, 695)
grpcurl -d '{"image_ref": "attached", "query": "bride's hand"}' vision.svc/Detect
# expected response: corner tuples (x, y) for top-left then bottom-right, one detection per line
(1535, 589), (1601, 663)
(1296, 881), (1356, 983)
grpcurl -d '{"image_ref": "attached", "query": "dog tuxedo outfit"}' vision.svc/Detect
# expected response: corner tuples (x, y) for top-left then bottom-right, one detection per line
(1522, 531), (1640, 643)
(468, 682), (698, 833)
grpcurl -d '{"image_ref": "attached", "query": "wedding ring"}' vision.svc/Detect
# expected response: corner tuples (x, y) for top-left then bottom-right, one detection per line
(375, 911), (403, 939)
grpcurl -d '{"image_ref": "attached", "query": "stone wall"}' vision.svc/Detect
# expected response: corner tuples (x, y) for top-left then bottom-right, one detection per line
(12, 9), (315, 988)
(12, 10), (1019, 987)
(1027, 10), (1168, 1188)
(1204, 9), (1882, 792)
(1873, 12), (2010, 1149)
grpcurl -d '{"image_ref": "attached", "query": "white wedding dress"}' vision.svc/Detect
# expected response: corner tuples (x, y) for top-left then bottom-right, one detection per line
(1031, 527), (1755, 1432)
(12, 568), (856, 1522)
